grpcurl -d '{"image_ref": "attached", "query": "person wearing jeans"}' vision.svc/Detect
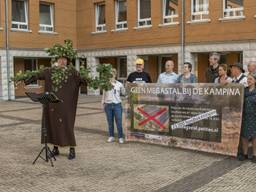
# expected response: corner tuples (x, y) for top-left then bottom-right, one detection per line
(102, 68), (125, 144)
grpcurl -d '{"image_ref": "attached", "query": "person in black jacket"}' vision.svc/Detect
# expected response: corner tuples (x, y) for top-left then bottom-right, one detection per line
(127, 58), (152, 83)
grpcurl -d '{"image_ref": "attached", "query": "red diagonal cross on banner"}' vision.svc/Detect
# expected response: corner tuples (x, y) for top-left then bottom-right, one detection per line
(137, 107), (167, 129)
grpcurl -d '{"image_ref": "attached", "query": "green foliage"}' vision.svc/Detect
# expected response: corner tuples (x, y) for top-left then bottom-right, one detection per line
(45, 39), (77, 61)
(11, 67), (44, 82)
(80, 64), (113, 91)
(79, 65), (91, 82)
(51, 65), (75, 92)
(12, 40), (113, 92)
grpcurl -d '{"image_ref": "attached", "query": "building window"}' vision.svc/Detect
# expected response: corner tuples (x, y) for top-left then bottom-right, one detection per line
(39, 3), (54, 32)
(223, 0), (244, 18)
(191, 0), (209, 21)
(137, 0), (151, 27)
(115, 0), (127, 30)
(163, 0), (178, 24)
(11, 0), (28, 30)
(95, 3), (106, 32)
(117, 57), (127, 79)
(24, 59), (38, 85)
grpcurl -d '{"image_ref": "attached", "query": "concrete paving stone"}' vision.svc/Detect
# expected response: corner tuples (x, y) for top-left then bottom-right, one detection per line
(193, 162), (256, 192)
(0, 96), (255, 192)
(0, 116), (22, 125)
(3, 108), (42, 121)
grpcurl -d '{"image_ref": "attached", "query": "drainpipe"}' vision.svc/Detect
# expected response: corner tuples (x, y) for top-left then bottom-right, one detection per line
(4, 0), (11, 100)
(181, 0), (185, 66)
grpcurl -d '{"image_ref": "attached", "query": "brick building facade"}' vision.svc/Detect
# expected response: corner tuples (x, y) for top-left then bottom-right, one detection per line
(1, 0), (256, 99)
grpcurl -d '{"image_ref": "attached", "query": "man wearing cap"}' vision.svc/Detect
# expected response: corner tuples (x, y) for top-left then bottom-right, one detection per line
(231, 62), (247, 87)
(205, 52), (220, 83)
(230, 62), (247, 161)
(157, 60), (178, 84)
(127, 58), (152, 83)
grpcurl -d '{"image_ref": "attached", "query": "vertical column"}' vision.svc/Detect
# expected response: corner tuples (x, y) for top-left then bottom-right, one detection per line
(75, 58), (80, 71)
(185, 51), (196, 73)
(243, 43), (256, 71)
(9, 56), (15, 100)
(0, 54), (15, 100)
(178, 51), (183, 74)
(127, 55), (137, 75)
(87, 56), (100, 95)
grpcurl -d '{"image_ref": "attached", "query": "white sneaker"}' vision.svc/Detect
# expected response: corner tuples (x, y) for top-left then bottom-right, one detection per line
(107, 137), (115, 143)
(118, 138), (124, 144)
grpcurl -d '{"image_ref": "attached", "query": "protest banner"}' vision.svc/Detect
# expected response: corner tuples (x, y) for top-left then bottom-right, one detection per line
(125, 83), (244, 156)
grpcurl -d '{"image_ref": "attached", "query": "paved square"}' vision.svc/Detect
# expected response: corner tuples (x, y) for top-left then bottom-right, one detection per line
(0, 96), (255, 192)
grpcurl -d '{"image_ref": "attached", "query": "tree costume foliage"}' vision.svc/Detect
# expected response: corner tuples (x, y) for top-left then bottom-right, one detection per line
(12, 39), (112, 91)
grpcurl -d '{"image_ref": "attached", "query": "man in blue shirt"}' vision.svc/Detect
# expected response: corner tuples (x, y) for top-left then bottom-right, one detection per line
(157, 60), (178, 84)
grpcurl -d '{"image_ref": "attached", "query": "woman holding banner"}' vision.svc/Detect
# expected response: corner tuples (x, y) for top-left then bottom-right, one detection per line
(240, 72), (256, 162)
(214, 64), (232, 84)
(102, 68), (125, 144)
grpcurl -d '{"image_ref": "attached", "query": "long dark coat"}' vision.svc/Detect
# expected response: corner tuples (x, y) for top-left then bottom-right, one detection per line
(241, 88), (256, 139)
(27, 67), (84, 147)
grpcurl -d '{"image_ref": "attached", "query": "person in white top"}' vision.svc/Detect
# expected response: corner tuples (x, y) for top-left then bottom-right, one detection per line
(214, 64), (232, 84)
(230, 62), (248, 87)
(230, 62), (248, 160)
(157, 60), (178, 84)
(102, 68), (125, 144)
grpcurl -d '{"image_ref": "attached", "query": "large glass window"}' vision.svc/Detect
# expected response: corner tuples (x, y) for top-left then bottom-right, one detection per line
(115, 0), (127, 29)
(39, 3), (54, 32)
(95, 3), (106, 32)
(163, 0), (178, 24)
(137, 0), (151, 27)
(223, 0), (244, 18)
(12, 0), (28, 30)
(191, 0), (209, 21)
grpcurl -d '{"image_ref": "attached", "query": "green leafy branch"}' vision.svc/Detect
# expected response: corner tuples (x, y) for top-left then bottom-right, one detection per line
(12, 40), (113, 91)
(45, 39), (77, 61)
(80, 64), (113, 91)
(11, 66), (45, 82)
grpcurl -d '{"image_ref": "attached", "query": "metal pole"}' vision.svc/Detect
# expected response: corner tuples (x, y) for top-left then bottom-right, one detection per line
(4, 0), (11, 100)
(181, 0), (185, 65)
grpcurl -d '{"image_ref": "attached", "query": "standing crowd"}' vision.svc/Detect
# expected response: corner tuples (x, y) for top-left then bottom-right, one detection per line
(102, 52), (256, 163)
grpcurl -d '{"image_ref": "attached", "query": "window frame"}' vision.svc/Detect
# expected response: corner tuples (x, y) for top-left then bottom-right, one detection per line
(115, 0), (127, 30)
(95, 2), (106, 32)
(223, 0), (244, 19)
(191, 0), (209, 21)
(24, 58), (39, 86)
(11, 0), (29, 31)
(137, 0), (151, 27)
(162, 0), (179, 25)
(117, 57), (127, 80)
(39, 2), (54, 32)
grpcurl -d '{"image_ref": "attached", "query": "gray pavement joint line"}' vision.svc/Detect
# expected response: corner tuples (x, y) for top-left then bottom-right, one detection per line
(0, 121), (33, 128)
(0, 106), (40, 113)
(0, 106), (100, 114)
(77, 106), (102, 111)
(9, 99), (100, 105)
(76, 126), (108, 136)
(76, 111), (104, 117)
(0, 111), (103, 122)
(0, 114), (40, 123)
(156, 157), (243, 192)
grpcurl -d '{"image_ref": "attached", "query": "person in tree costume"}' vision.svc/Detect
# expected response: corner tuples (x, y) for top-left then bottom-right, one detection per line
(13, 40), (112, 160)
